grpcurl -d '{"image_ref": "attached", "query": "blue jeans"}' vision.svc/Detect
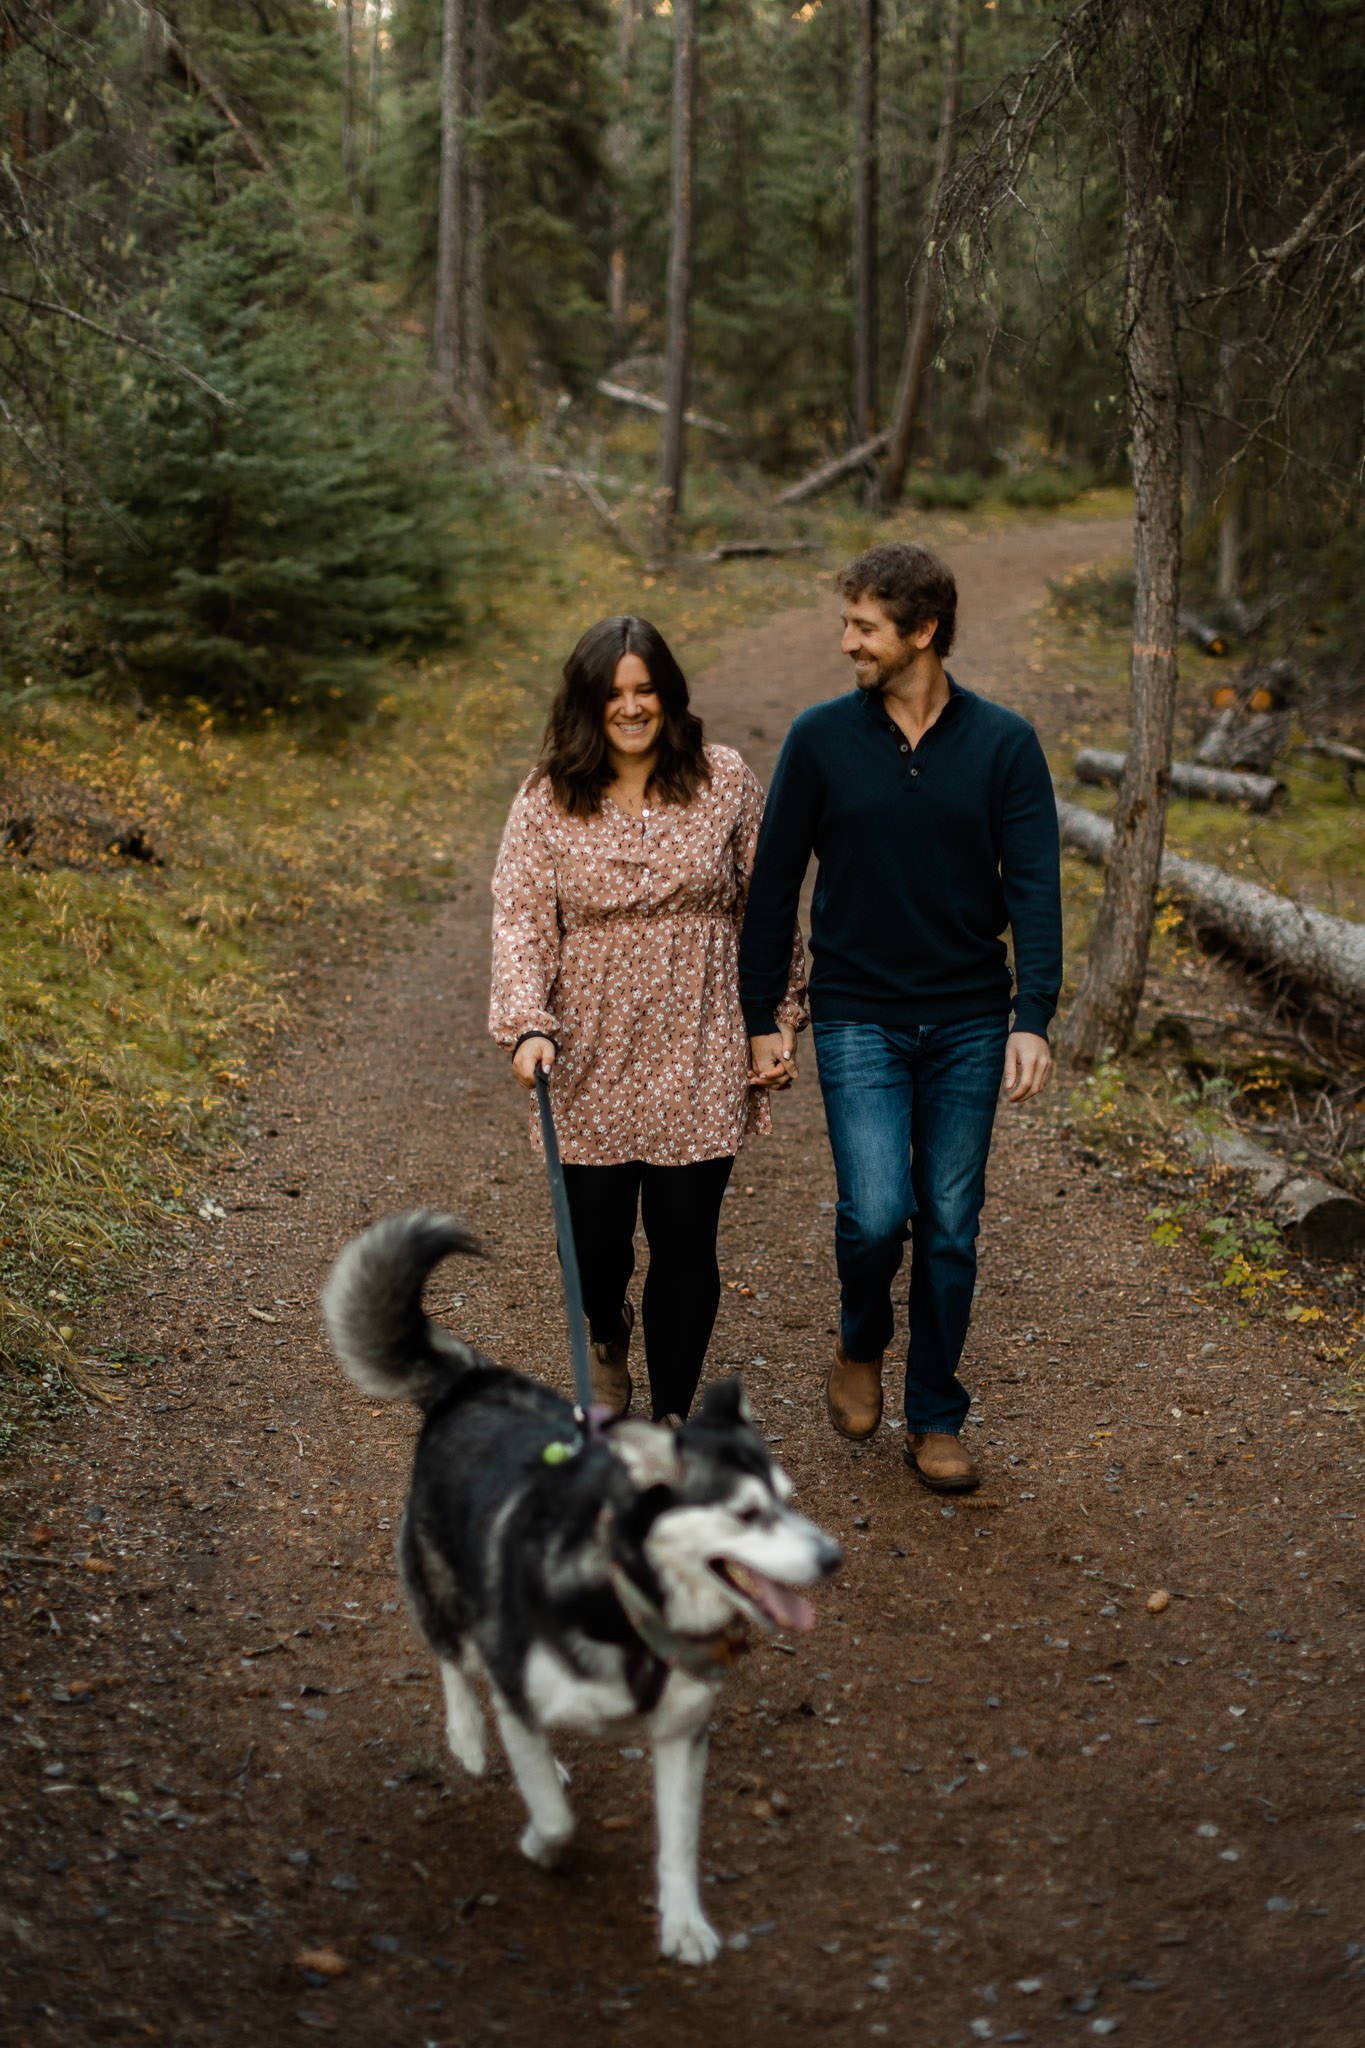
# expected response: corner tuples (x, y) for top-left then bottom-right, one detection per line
(813, 1016), (1007, 1435)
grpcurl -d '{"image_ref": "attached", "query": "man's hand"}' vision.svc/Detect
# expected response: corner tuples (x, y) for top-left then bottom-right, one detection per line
(748, 1025), (798, 1090)
(512, 1035), (556, 1089)
(1003, 1030), (1052, 1103)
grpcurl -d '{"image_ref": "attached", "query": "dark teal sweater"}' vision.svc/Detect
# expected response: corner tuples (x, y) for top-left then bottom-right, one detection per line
(739, 681), (1063, 1038)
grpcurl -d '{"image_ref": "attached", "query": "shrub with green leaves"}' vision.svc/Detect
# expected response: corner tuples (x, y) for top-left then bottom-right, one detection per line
(999, 466), (1096, 509)
(905, 471), (987, 510)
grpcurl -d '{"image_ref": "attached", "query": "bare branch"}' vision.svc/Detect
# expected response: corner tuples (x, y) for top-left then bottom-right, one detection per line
(0, 288), (238, 409)
(935, 0), (1120, 259)
(1260, 144), (1365, 276)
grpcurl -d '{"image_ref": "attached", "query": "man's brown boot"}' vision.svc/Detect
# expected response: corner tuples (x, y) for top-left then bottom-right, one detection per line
(825, 1342), (884, 1441)
(590, 1302), (634, 1418)
(904, 1431), (980, 1494)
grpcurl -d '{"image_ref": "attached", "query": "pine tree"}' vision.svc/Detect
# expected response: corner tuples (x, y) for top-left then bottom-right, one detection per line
(74, 165), (468, 716)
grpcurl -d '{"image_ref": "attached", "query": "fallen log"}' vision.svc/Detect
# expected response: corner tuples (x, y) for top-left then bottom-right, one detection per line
(1055, 797), (1365, 1015)
(1194, 705), (1294, 775)
(701, 540), (821, 563)
(528, 464), (643, 556)
(1181, 1123), (1365, 1261)
(1224, 593), (1281, 637)
(1073, 748), (1284, 813)
(773, 431), (891, 508)
(594, 379), (735, 438)
(1178, 608), (1230, 656)
(1305, 736), (1365, 795)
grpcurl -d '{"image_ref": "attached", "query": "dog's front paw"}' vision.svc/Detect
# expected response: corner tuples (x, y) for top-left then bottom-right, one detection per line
(660, 1912), (721, 1965)
(519, 1819), (573, 1871)
(445, 1722), (487, 1776)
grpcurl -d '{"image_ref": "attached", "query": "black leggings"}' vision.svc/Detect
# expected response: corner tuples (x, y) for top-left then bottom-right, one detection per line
(561, 1156), (735, 1421)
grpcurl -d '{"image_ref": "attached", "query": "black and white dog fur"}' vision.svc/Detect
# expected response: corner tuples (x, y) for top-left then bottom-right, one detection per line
(321, 1211), (841, 1964)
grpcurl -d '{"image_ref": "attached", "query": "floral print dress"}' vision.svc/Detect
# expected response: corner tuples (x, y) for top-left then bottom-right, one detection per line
(489, 743), (806, 1165)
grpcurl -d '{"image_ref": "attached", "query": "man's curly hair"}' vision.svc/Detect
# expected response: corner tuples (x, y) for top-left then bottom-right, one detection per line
(836, 542), (957, 657)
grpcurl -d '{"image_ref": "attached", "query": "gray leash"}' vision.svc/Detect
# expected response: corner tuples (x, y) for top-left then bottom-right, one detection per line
(533, 1063), (594, 1417)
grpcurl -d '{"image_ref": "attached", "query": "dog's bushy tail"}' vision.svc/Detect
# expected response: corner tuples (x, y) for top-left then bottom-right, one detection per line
(321, 1210), (483, 1409)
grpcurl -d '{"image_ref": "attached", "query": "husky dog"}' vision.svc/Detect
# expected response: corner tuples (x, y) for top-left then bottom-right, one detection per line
(321, 1211), (841, 1965)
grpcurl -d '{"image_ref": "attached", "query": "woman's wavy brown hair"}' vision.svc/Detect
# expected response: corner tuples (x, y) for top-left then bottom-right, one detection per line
(538, 615), (710, 817)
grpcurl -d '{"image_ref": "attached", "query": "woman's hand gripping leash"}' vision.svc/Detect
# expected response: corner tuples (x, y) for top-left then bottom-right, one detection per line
(513, 1034), (557, 1089)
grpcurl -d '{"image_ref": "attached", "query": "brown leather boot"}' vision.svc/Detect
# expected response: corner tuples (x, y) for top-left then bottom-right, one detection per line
(825, 1342), (884, 1441)
(904, 1431), (980, 1494)
(590, 1302), (634, 1417)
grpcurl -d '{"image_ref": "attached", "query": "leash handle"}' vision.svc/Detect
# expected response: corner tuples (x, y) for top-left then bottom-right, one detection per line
(533, 1063), (594, 1416)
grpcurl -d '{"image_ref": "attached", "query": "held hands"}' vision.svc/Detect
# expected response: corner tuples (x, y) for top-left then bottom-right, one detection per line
(1003, 1030), (1052, 1103)
(747, 1025), (798, 1091)
(512, 1036), (557, 1090)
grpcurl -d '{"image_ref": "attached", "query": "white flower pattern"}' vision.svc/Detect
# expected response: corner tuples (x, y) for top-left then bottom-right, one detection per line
(489, 744), (806, 1165)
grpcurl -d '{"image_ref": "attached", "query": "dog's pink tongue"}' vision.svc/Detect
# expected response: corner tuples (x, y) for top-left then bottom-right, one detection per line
(749, 1572), (816, 1633)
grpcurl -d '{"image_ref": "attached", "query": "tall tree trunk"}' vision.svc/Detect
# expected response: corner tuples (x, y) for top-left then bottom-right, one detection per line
(658, 0), (697, 555)
(433, 0), (466, 394)
(1061, 8), (1183, 1063)
(607, 0), (637, 363)
(853, 0), (879, 443)
(340, 0), (361, 221)
(4, 13), (27, 163)
(364, 0), (383, 224)
(1217, 493), (1241, 603)
(878, 0), (963, 510)
(464, 0), (489, 422)
(1214, 343), (1241, 602)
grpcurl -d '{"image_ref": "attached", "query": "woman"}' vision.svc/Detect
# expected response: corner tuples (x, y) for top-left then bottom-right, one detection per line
(489, 615), (804, 1425)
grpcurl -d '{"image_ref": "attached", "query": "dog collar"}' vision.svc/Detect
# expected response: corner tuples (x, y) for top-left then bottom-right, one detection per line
(607, 1559), (749, 1685)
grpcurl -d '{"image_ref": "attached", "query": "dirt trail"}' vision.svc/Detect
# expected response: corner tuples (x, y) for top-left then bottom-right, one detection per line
(3, 516), (1361, 2048)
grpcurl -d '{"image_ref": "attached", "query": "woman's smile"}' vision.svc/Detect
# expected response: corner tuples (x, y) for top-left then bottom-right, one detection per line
(604, 651), (664, 758)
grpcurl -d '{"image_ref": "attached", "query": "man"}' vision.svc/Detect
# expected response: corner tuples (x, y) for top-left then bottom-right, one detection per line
(739, 542), (1061, 1495)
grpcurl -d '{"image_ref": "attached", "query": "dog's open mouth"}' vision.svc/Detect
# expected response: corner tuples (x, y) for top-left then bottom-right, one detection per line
(711, 1559), (816, 1633)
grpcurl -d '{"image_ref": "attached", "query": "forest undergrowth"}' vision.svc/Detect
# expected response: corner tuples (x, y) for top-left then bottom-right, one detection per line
(1037, 571), (1365, 1411)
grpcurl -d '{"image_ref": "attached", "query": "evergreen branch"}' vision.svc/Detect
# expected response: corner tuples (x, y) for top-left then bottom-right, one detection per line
(0, 513), (56, 573)
(0, 288), (238, 409)
(120, 1), (281, 180)
(0, 380), (149, 549)
(0, 386), (56, 486)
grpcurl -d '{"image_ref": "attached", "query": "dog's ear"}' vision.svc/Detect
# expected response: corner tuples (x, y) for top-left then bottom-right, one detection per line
(695, 1376), (753, 1428)
(609, 1419), (683, 1489)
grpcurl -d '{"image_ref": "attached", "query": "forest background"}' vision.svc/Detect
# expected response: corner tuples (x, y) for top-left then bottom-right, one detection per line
(1, 0), (1362, 1426)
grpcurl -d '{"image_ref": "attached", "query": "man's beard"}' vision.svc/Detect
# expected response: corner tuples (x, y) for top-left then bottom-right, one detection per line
(851, 651), (908, 692)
